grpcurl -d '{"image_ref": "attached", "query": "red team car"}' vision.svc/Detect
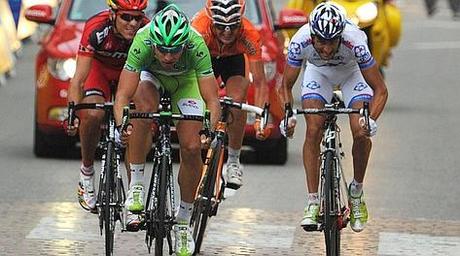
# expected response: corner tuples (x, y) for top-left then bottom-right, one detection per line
(26, 0), (305, 164)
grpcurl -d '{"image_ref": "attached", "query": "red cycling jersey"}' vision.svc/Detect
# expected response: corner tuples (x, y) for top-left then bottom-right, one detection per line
(191, 9), (262, 61)
(78, 10), (148, 100)
(78, 10), (148, 70)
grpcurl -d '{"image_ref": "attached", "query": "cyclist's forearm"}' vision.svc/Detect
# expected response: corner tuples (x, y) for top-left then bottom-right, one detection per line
(114, 94), (131, 126)
(254, 80), (269, 108)
(208, 100), (221, 131)
(370, 86), (388, 120)
(67, 78), (84, 104)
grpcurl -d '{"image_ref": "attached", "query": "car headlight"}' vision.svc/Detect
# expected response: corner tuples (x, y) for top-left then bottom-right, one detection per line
(47, 58), (76, 80)
(355, 2), (378, 24)
(48, 107), (68, 121)
(264, 61), (277, 81)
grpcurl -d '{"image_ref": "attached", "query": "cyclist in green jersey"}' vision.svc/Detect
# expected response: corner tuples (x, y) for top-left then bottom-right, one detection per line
(113, 4), (221, 255)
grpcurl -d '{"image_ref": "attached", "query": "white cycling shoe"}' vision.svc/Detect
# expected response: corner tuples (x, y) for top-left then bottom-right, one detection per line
(224, 163), (243, 189)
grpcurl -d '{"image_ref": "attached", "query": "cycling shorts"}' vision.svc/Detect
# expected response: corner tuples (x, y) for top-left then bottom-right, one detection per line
(140, 70), (205, 117)
(83, 58), (121, 101)
(301, 63), (374, 107)
(211, 54), (248, 84)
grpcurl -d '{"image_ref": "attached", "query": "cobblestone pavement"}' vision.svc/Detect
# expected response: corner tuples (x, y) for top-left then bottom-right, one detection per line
(4, 202), (460, 255)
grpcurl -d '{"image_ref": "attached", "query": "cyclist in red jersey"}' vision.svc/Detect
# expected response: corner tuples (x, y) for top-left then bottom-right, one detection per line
(192, 0), (270, 189)
(67, 0), (148, 213)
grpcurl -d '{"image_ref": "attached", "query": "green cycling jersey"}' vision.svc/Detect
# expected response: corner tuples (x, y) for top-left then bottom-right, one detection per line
(124, 23), (214, 79)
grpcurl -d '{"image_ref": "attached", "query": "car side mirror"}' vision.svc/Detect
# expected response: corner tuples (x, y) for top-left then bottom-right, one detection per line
(25, 5), (55, 25)
(274, 8), (308, 30)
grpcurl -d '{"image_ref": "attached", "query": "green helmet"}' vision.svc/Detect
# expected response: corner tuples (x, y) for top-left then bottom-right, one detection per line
(150, 4), (190, 48)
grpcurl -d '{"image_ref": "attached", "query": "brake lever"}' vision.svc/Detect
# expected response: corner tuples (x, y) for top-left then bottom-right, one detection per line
(363, 101), (370, 131)
(261, 103), (270, 129)
(283, 102), (292, 131)
(67, 101), (75, 128)
(121, 106), (130, 132)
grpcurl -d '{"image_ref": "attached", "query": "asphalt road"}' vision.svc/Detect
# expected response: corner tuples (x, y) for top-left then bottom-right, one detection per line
(0, 0), (460, 255)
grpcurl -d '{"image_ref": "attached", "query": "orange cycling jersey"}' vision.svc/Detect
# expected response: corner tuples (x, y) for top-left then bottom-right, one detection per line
(191, 9), (262, 61)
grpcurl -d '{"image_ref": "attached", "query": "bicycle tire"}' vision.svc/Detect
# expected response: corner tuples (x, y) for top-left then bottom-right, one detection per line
(155, 154), (170, 256)
(323, 151), (340, 256)
(104, 141), (115, 256)
(192, 140), (224, 254)
(145, 156), (160, 253)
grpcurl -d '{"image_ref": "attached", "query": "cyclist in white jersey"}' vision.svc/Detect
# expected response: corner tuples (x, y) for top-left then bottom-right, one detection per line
(279, 3), (388, 232)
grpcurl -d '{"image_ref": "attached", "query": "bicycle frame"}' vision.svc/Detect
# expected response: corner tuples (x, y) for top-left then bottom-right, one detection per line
(191, 97), (269, 254)
(67, 102), (128, 256)
(128, 94), (204, 256)
(285, 100), (369, 256)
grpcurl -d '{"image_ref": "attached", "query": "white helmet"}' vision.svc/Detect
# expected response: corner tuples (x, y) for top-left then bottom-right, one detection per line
(309, 3), (346, 40)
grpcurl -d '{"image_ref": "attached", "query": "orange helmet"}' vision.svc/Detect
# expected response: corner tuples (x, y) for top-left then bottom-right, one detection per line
(205, 0), (246, 25)
(106, 0), (148, 11)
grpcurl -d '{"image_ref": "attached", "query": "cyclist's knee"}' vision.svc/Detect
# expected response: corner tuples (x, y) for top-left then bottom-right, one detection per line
(82, 110), (104, 123)
(179, 143), (201, 161)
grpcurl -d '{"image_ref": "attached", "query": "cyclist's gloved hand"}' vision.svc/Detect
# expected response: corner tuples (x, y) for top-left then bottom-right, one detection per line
(115, 124), (132, 147)
(254, 118), (271, 141)
(65, 117), (80, 136)
(359, 117), (377, 137)
(280, 115), (297, 139)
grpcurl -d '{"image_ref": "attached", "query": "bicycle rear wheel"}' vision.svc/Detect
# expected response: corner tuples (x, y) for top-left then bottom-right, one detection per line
(323, 151), (340, 256)
(104, 141), (116, 256)
(192, 140), (224, 254)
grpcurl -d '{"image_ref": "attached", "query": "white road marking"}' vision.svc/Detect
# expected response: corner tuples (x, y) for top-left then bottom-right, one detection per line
(202, 221), (296, 248)
(26, 216), (101, 241)
(378, 232), (460, 256)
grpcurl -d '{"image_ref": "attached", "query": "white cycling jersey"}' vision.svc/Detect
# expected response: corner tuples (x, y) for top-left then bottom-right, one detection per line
(287, 21), (375, 107)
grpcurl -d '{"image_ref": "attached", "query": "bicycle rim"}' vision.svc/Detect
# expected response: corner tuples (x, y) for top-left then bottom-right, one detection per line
(104, 142), (115, 256)
(192, 142), (223, 254)
(154, 154), (169, 256)
(323, 151), (340, 256)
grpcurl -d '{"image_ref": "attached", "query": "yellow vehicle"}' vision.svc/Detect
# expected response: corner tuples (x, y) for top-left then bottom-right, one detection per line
(284, 0), (402, 69)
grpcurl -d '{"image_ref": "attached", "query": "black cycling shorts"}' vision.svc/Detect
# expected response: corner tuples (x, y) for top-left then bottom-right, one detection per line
(211, 54), (246, 84)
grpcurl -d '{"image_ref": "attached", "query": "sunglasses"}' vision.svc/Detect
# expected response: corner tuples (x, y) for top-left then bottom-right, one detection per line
(214, 23), (240, 31)
(118, 13), (144, 22)
(156, 44), (184, 54)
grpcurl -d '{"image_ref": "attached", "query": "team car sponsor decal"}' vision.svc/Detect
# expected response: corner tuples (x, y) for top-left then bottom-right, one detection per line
(178, 98), (203, 116)
(353, 45), (372, 64)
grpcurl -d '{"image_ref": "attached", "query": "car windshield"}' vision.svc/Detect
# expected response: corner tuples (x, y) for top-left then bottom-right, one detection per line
(68, 0), (261, 24)
(165, 0), (262, 25)
(67, 0), (158, 21)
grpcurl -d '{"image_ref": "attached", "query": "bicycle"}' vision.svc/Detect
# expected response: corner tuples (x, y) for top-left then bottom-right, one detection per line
(284, 97), (370, 256)
(67, 101), (130, 256)
(190, 96), (269, 255)
(128, 92), (205, 255)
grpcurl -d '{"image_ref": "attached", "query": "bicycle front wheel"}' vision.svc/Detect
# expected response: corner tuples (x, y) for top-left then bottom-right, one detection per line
(192, 140), (224, 254)
(323, 151), (340, 256)
(104, 141), (116, 256)
(154, 154), (170, 256)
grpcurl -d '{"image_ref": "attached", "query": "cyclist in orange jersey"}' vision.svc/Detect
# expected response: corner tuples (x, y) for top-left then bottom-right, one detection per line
(192, 0), (270, 189)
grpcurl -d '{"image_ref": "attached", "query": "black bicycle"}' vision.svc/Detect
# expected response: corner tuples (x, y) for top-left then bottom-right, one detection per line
(128, 93), (204, 255)
(67, 101), (130, 256)
(190, 97), (269, 255)
(284, 99), (370, 256)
